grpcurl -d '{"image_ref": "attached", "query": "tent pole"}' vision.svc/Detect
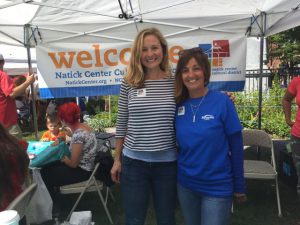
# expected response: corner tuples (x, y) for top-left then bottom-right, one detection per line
(25, 24), (39, 140)
(109, 95), (111, 122)
(258, 12), (266, 130)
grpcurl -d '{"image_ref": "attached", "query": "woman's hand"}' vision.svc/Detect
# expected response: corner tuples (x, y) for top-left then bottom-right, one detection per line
(226, 91), (235, 102)
(111, 159), (122, 183)
(61, 155), (68, 164)
(51, 140), (59, 146)
(286, 120), (294, 127)
(62, 143), (82, 168)
(41, 138), (50, 142)
(234, 193), (247, 203)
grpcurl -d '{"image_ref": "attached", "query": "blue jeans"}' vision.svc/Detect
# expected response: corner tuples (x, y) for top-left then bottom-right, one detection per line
(121, 155), (177, 225)
(291, 135), (300, 195)
(177, 184), (232, 225)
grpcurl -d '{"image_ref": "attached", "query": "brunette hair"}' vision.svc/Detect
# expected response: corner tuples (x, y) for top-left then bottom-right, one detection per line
(0, 123), (29, 208)
(124, 27), (171, 88)
(57, 102), (81, 125)
(175, 48), (211, 103)
(14, 75), (26, 87)
(45, 114), (60, 125)
(14, 75), (27, 101)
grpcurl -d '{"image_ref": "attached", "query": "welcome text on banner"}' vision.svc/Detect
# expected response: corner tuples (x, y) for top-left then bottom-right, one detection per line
(37, 35), (246, 98)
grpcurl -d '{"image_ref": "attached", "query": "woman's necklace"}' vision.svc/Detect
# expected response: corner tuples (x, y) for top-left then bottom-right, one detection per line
(189, 95), (206, 123)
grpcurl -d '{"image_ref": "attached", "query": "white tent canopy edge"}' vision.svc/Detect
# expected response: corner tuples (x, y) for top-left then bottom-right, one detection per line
(0, 0), (299, 136)
(0, 0), (299, 46)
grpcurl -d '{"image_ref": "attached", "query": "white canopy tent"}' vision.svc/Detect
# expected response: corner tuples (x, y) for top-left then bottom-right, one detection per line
(1, 1), (299, 81)
(0, 0), (299, 46)
(0, 0), (299, 136)
(0, 44), (37, 75)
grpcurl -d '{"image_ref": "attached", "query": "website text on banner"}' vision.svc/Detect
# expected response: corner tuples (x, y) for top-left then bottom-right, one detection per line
(36, 36), (246, 98)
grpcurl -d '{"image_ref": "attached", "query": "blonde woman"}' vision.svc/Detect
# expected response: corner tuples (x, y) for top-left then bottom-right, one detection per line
(111, 28), (177, 225)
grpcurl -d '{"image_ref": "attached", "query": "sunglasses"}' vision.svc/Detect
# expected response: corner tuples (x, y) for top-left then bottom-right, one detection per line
(178, 47), (204, 58)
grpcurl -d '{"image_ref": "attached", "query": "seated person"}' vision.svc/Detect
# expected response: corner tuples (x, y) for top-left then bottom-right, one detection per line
(40, 114), (66, 145)
(14, 75), (31, 129)
(0, 123), (29, 211)
(40, 102), (99, 209)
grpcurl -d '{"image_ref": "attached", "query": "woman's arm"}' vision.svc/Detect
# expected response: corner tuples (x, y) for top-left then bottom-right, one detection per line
(9, 74), (35, 98)
(110, 138), (124, 183)
(229, 131), (247, 203)
(111, 81), (128, 183)
(61, 143), (83, 168)
(282, 90), (295, 127)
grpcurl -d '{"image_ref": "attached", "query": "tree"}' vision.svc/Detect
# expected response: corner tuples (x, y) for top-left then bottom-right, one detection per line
(267, 26), (300, 70)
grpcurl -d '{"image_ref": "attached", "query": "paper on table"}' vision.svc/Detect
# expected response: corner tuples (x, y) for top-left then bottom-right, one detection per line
(69, 211), (92, 225)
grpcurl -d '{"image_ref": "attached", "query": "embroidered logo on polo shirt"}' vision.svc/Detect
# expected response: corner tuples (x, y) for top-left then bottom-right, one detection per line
(201, 115), (215, 120)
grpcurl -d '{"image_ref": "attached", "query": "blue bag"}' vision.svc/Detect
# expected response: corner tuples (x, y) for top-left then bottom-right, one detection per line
(28, 142), (71, 167)
(27, 141), (53, 155)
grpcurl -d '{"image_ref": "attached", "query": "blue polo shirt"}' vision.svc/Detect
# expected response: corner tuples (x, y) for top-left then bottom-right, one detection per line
(175, 90), (244, 197)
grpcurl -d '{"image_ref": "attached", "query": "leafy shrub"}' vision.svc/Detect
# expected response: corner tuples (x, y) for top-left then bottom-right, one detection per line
(86, 79), (295, 139)
(85, 117), (106, 132)
(86, 112), (117, 132)
(236, 74), (295, 139)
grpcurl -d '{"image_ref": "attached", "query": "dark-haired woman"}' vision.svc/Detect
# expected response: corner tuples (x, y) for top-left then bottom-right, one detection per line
(0, 123), (29, 211)
(174, 48), (246, 225)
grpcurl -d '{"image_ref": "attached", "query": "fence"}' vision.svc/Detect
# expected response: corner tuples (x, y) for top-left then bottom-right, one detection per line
(245, 67), (300, 92)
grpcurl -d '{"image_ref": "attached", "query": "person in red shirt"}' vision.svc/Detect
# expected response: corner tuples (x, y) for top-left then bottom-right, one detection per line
(283, 76), (300, 198)
(0, 53), (35, 139)
(0, 123), (29, 211)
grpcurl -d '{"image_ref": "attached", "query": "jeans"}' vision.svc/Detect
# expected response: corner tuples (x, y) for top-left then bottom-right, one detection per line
(291, 135), (300, 196)
(121, 155), (177, 225)
(177, 184), (232, 225)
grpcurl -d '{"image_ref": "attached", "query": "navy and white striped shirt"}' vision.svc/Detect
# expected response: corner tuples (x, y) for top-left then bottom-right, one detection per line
(116, 77), (176, 152)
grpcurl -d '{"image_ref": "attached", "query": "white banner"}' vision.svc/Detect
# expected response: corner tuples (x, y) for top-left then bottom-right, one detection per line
(37, 35), (246, 98)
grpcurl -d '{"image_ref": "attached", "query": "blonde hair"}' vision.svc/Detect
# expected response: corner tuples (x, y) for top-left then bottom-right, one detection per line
(124, 27), (171, 88)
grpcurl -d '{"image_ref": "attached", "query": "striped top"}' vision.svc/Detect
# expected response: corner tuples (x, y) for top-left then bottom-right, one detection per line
(116, 77), (176, 152)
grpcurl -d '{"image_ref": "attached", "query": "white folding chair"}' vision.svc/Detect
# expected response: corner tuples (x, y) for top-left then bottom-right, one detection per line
(60, 132), (115, 224)
(7, 183), (38, 225)
(60, 163), (114, 224)
(243, 129), (282, 217)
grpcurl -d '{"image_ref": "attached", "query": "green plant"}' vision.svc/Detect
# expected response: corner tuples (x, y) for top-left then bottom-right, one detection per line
(85, 112), (117, 132)
(85, 117), (107, 132)
(236, 73), (295, 138)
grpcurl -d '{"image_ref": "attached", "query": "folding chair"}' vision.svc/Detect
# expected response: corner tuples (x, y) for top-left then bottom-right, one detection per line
(7, 183), (38, 225)
(242, 129), (282, 217)
(60, 133), (115, 224)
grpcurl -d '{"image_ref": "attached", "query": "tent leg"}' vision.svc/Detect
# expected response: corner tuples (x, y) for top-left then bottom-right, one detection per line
(258, 12), (266, 130)
(25, 24), (39, 140)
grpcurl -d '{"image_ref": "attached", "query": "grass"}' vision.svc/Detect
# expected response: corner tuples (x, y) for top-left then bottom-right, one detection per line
(34, 180), (300, 225)
(24, 132), (300, 225)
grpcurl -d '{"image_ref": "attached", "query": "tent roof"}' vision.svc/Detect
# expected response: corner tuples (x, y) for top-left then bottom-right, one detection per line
(0, 44), (36, 75)
(0, 0), (299, 47)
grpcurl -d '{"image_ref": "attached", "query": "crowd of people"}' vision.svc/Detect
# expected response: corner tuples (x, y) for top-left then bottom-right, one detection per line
(0, 27), (299, 225)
